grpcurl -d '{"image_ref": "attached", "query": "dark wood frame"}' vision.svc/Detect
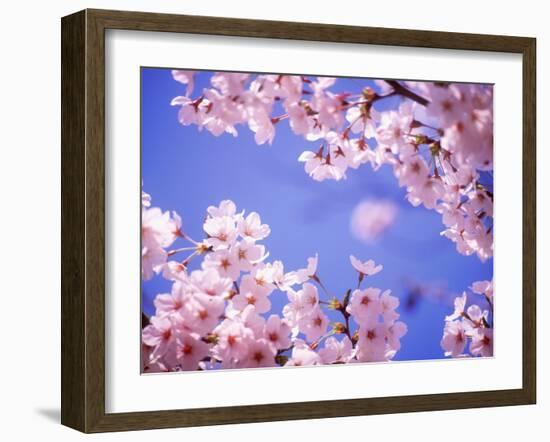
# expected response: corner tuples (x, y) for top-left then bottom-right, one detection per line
(61, 8), (537, 433)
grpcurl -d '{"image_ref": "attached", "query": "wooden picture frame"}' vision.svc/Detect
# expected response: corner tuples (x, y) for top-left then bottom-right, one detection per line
(61, 8), (536, 433)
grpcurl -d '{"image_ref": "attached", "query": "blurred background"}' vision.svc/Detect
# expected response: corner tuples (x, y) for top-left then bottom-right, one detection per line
(141, 68), (493, 361)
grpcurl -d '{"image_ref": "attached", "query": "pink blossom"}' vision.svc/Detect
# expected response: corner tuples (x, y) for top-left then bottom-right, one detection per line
(201, 89), (242, 137)
(213, 319), (254, 366)
(298, 306), (329, 342)
(170, 95), (209, 127)
(380, 290), (400, 324)
(239, 339), (276, 368)
(285, 339), (321, 366)
(202, 249), (241, 281)
(264, 315), (291, 351)
(172, 70), (196, 96)
(179, 292), (225, 335)
(283, 283), (320, 327)
(472, 280), (493, 302)
(142, 207), (180, 250)
(142, 245), (167, 281)
(232, 239), (267, 272)
(406, 177), (446, 210)
(375, 103), (414, 155)
(298, 147), (346, 181)
(350, 200), (398, 244)
(266, 260), (298, 292)
(237, 212), (270, 240)
(446, 292), (467, 321)
(207, 200), (237, 218)
(464, 304), (489, 330)
(469, 328), (493, 357)
(356, 323), (388, 362)
(187, 268), (233, 298)
(319, 336), (354, 364)
(142, 316), (175, 363)
(346, 288), (382, 324)
(248, 108), (275, 145)
(211, 72), (249, 96)
(203, 215), (238, 250)
(153, 281), (187, 317)
(295, 255), (319, 284)
(387, 321), (408, 353)
(164, 330), (210, 371)
(345, 105), (379, 138)
(425, 83), (466, 129)
(347, 138), (376, 169)
(349, 255), (383, 277)
(236, 305), (266, 337)
(161, 260), (188, 281)
(441, 320), (468, 357)
(232, 274), (272, 314)
(286, 101), (313, 136)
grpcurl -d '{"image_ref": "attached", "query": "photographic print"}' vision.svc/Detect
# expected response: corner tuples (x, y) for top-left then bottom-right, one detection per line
(140, 68), (494, 374)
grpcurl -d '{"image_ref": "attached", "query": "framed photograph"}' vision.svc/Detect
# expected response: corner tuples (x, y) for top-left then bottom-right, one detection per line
(61, 9), (536, 433)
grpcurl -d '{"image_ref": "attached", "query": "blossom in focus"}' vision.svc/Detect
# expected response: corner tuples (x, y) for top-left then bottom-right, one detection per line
(141, 195), (408, 372)
(441, 320), (467, 357)
(168, 73), (494, 262)
(350, 255), (383, 277)
(319, 336), (354, 364)
(441, 280), (493, 358)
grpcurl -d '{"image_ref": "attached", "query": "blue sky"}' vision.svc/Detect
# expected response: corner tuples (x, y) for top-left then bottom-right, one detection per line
(141, 68), (493, 361)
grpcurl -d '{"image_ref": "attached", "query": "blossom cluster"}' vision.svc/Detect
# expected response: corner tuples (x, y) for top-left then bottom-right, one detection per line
(440, 279), (494, 358)
(141, 194), (407, 372)
(170, 72), (493, 262)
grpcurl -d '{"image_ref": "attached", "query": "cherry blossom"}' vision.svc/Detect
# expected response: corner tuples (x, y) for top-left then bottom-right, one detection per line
(346, 288), (383, 324)
(295, 255), (319, 284)
(472, 279), (493, 302)
(319, 336), (354, 364)
(172, 70), (196, 96)
(143, 71), (496, 373)
(440, 320), (468, 357)
(237, 212), (271, 241)
(232, 274), (272, 314)
(238, 339), (277, 368)
(298, 306), (329, 342)
(445, 292), (467, 321)
(144, 69), (497, 375)
(356, 323), (389, 362)
(350, 200), (398, 244)
(142, 196), (408, 372)
(441, 280), (493, 358)
(349, 255), (383, 278)
(283, 283), (320, 328)
(285, 339), (322, 366)
(469, 328), (493, 357)
(375, 102), (415, 155)
(164, 329), (210, 371)
(168, 73), (493, 262)
(264, 315), (291, 351)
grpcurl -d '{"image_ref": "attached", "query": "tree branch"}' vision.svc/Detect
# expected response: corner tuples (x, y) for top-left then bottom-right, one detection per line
(384, 80), (430, 106)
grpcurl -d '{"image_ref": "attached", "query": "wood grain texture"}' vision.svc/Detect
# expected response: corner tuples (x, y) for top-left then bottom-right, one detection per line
(61, 8), (537, 433)
(61, 10), (86, 431)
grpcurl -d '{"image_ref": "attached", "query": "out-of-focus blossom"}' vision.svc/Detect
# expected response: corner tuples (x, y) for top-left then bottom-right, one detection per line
(350, 200), (398, 244)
